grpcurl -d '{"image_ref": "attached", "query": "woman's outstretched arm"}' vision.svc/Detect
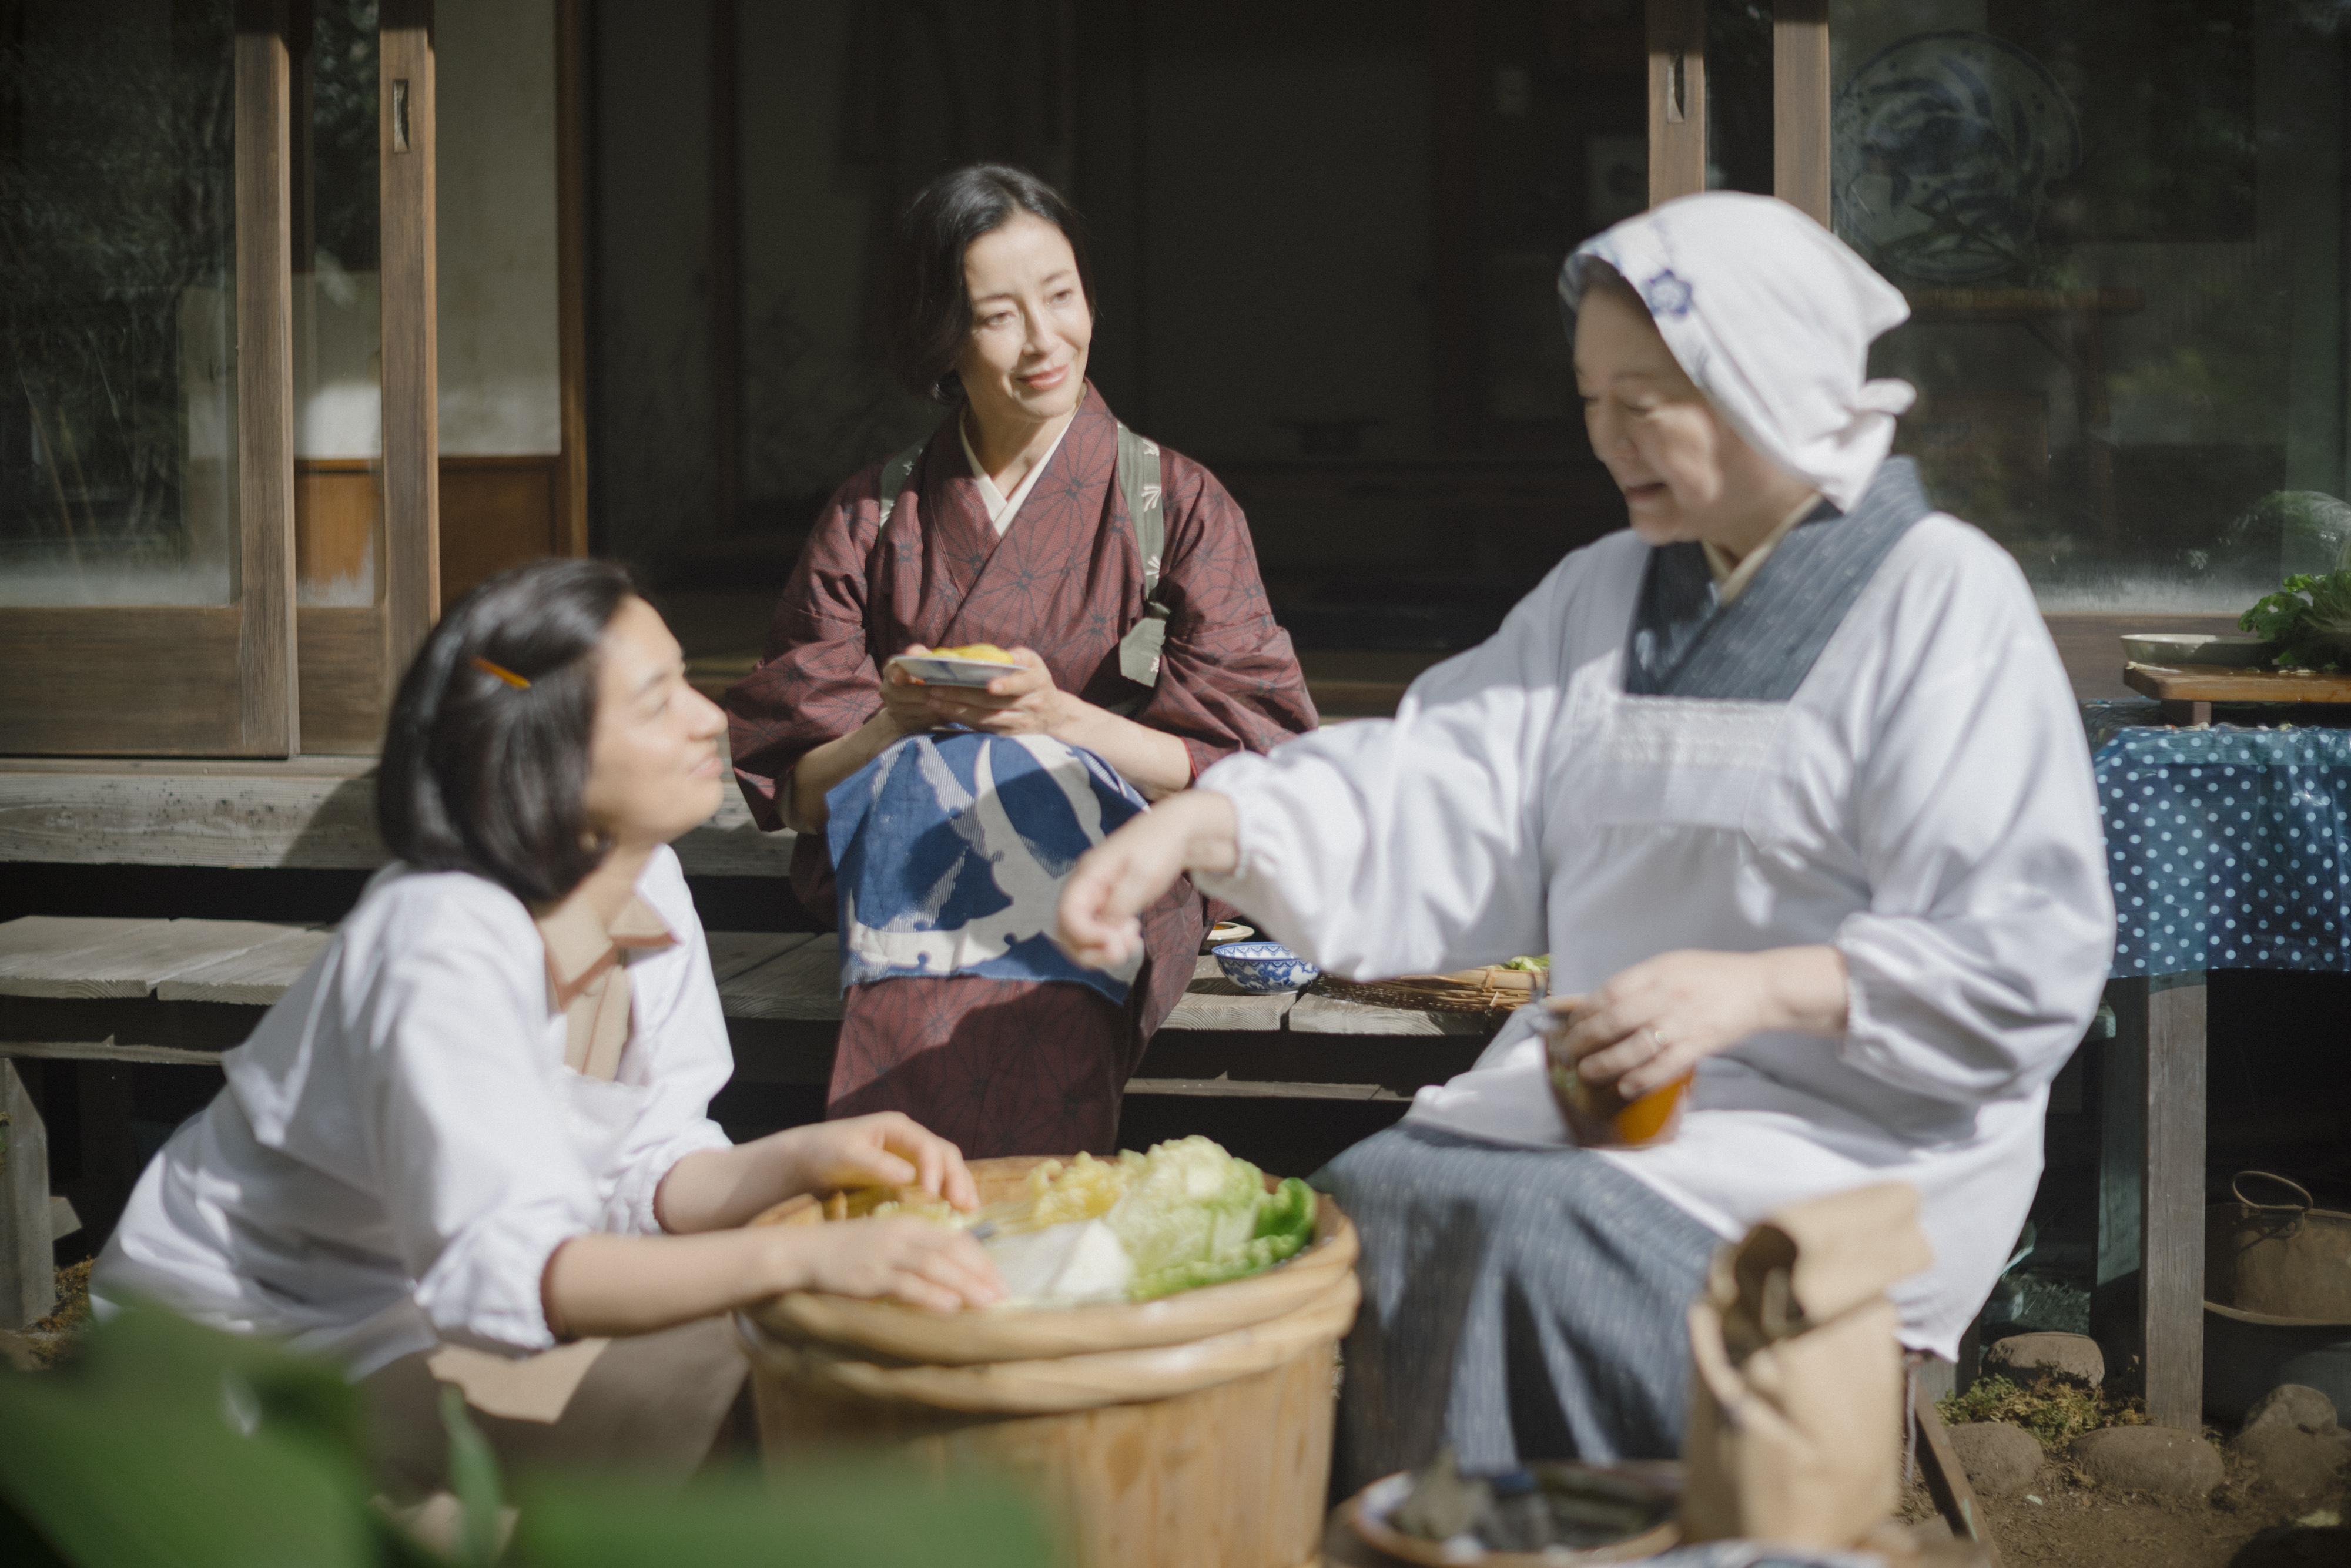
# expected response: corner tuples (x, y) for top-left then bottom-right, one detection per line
(542, 1217), (1004, 1337)
(545, 1111), (1002, 1338)
(653, 1111), (980, 1235)
(1056, 790), (1239, 969)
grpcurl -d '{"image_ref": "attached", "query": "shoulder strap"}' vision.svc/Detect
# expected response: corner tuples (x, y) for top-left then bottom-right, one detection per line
(1114, 422), (1170, 690)
(874, 438), (927, 528)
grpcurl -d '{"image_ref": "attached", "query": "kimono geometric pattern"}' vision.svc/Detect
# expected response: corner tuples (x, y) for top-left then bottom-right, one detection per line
(2088, 714), (2351, 976)
(725, 382), (1316, 1156)
(828, 731), (1150, 1006)
(726, 381), (1314, 828)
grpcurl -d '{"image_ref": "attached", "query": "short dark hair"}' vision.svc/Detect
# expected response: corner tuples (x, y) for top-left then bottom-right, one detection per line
(377, 558), (638, 905)
(885, 163), (1094, 404)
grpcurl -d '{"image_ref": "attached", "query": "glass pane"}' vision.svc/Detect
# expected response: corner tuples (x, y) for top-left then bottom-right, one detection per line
(0, 0), (238, 607)
(1705, 0), (1774, 195)
(293, 0), (381, 608)
(1830, 0), (2342, 610)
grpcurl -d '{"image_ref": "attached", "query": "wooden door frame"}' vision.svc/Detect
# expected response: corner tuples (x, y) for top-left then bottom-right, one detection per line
(1644, 0), (1830, 220)
(0, 0), (299, 758)
(379, 0), (439, 712)
(1646, 0), (1705, 205)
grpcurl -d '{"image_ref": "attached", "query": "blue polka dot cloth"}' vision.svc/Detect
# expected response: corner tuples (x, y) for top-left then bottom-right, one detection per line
(2085, 701), (2351, 977)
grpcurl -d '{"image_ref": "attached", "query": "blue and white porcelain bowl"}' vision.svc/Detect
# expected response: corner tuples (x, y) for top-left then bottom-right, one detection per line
(1212, 941), (1319, 994)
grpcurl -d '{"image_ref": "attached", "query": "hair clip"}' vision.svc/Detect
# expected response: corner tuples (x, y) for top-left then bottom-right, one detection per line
(471, 655), (531, 690)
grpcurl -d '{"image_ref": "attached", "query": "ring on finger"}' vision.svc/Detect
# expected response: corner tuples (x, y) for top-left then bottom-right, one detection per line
(1641, 1025), (1669, 1057)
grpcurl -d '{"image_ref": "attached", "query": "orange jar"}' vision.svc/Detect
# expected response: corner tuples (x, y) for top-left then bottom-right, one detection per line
(1548, 1046), (1693, 1149)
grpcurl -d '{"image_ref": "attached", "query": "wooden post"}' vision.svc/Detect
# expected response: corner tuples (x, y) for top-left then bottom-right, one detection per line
(2100, 973), (2209, 1431)
(380, 0), (439, 696)
(1771, 0), (1830, 225)
(2, 1062), (57, 1330)
(234, 1), (300, 758)
(1646, 0), (1706, 206)
(2142, 972), (2208, 1430)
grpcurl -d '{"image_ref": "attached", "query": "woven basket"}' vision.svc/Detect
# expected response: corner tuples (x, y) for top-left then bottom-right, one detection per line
(735, 1156), (1359, 1568)
(1313, 964), (1541, 1014)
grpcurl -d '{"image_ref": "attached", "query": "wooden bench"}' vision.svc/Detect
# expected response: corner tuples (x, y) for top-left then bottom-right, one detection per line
(0, 914), (1501, 1325)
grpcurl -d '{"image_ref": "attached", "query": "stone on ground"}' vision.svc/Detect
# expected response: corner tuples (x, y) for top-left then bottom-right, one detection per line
(2231, 1424), (2351, 1500)
(1982, 1331), (2104, 1388)
(2069, 1425), (2223, 1497)
(1948, 1420), (2044, 1495)
(2244, 1383), (2340, 1436)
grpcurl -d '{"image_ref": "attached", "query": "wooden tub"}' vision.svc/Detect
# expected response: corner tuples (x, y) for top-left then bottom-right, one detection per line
(736, 1155), (1361, 1568)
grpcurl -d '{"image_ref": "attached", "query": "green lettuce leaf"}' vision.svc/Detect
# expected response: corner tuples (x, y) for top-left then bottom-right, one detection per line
(1102, 1138), (1319, 1301)
(2240, 569), (2351, 671)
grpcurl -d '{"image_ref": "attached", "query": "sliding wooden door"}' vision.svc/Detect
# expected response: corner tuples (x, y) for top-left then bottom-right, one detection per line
(0, 0), (297, 755)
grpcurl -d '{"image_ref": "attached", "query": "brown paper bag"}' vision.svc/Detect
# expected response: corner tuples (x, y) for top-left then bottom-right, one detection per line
(1681, 1182), (1934, 1547)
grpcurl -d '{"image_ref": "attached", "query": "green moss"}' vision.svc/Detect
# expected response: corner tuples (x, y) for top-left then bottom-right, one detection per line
(1937, 1372), (2148, 1453)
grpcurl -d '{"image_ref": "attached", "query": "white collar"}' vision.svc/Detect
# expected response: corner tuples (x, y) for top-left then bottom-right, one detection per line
(960, 411), (1074, 536)
(1703, 491), (1821, 607)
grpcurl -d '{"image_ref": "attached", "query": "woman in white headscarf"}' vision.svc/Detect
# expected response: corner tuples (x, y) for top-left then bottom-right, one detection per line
(1056, 193), (2114, 1487)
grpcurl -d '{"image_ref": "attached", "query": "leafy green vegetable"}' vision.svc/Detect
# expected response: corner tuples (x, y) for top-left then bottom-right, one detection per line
(1103, 1137), (1318, 1301)
(1501, 955), (1552, 972)
(2239, 570), (2351, 671)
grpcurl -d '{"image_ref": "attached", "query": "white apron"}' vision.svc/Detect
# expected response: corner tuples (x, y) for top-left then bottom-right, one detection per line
(1200, 510), (2112, 1358)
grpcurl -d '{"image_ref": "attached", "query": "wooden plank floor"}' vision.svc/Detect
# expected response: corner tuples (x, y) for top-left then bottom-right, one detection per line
(0, 916), (1499, 1079)
(0, 918), (307, 1001)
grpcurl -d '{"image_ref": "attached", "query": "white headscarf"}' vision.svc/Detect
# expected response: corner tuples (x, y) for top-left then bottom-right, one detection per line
(1559, 192), (1916, 512)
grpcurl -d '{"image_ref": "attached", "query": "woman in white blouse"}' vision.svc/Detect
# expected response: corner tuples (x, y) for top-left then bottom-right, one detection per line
(1059, 195), (2113, 1491)
(96, 558), (1003, 1497)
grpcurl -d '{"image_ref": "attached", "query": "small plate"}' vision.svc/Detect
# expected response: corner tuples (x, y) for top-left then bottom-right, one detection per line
(889, 653), (1020, 688)
(1348, 1464), (1681, 1566)
(2119, 632), (2275, 668)
(1205, 920), (1255, 951)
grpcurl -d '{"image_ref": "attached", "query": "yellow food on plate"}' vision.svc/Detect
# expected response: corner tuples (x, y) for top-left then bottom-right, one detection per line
(930, 643), (1017, 664)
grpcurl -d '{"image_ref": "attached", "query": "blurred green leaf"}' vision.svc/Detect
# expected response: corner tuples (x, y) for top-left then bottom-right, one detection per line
(0, 1365), (377, 1568)
(509, 1462), (1056, 1568)
(0, 1302), (1057, 1568)
(439, 1387), (503, 1568)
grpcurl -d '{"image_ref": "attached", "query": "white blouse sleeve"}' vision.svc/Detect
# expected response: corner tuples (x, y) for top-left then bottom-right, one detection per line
(343, 884), (602, 1353)
(601, 847), (736, 1235)
(1833, 531), (2115, 1103)
(1195, 562), (1576, 978)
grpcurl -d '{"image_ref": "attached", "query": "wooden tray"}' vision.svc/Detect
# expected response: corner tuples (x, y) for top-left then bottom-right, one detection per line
(2124, 661), (2351, 705)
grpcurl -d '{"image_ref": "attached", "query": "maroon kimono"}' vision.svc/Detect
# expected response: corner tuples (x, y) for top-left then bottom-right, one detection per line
(726, 384), (1317, 1157)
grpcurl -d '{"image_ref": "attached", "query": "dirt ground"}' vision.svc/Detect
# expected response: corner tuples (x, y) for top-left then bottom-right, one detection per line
(1948, 1457), (2351, 1567)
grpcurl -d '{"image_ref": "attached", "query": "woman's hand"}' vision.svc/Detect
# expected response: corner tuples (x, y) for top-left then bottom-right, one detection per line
(771, 1112), (980, 1212)
(775, 1216), (1006, 1313)
(877, 644), (945, 735)
(1547, 945), (1849, 1100)
(1057, 790), (1240, 968)
(544, 1213), (1008, 1336)
(918, 647), (1076, 736)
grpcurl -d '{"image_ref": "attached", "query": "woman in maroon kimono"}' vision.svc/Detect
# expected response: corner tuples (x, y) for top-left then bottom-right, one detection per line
(725, 165), (1315, 1158)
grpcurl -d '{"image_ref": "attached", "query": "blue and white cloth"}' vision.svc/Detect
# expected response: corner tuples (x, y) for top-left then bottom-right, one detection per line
(826, 732), (1148, 1003)
(2087, 701), (2351, 976)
